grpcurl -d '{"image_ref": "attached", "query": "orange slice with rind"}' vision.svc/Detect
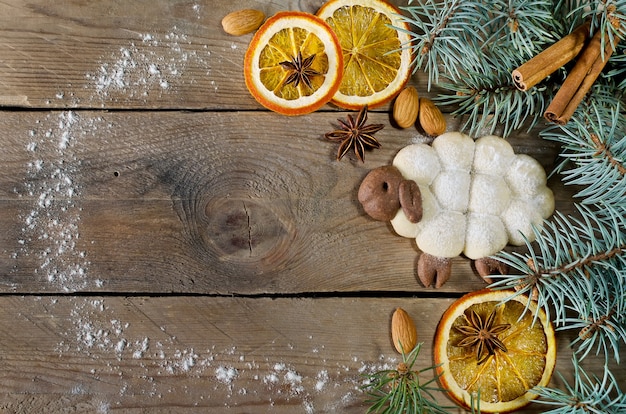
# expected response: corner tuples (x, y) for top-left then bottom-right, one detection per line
(434, 289), (556, 413)
(316, 0), (412, 109)
(244, 11), (344, 116)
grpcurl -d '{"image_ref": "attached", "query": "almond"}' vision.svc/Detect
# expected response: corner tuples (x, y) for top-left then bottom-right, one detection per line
(391, 307), (417, 354)
(221, 9), (265, 36)
(393, 86), (419, 128)
(418, 98), (446, 136)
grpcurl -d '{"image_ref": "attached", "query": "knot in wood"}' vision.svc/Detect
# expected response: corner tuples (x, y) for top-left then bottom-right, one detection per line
(203, 198), (292, 265)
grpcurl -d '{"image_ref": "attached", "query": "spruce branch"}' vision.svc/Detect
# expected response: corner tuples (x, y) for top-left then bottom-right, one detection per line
(398, 0), (560, 136)
(362, 342), (454, 414)
(570, 0), (626, 58)
(469, 391), (482, 414)
(398, 0), (490, 89)
(541, 87), (626, 206)
(607, 50), (626, 90)
(490, 78), (626, 362)
(484, 0), (559, 59)
(437, 64), (552, 136)
(391, 0), (626, 406)
(397, 0), (626, 137)
(563, 271), (626, 363)
(552, 0), (591, 31)
(532, 355), (626, 413)
(490, 204), (626, 361)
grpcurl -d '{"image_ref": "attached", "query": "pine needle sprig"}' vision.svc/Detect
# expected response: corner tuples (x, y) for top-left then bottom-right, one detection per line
(607, 51), (626, 90)
(542, 94), (626, 206)
(490, 204), (626, 329)
(437, 64), (552, 137)
(570, 0), (626, 58)
(392, 0), (626, 406)
(483, 0), (559, 60)
(362, 342), (454, 414)
(398, 0), (491, 90)
(552, 0), (586, 28)
(397, 0), (626, 138)
(531, 356), (626, 413)
(398, 0), (563, 136)
(562, 269), (626, 363)
(564, 2), (626, 93)
(469, 390), (482, 414)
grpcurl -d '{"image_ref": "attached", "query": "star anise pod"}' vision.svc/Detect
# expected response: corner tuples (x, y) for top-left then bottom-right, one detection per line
(325, 105), (384, 162)
(454, 307), (511, 365)
(279, 51), (320, 89)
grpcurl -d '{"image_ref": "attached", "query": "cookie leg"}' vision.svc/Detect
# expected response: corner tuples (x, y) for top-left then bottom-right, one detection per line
(417, 253), (451, 288)
(475, 257), (509, 284)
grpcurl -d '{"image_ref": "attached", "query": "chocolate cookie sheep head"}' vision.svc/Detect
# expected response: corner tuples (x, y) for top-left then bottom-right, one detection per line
(358, 165), (423, 223)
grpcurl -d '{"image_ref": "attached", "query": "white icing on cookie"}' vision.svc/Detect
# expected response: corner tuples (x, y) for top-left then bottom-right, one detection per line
(389, 133), (554, 258)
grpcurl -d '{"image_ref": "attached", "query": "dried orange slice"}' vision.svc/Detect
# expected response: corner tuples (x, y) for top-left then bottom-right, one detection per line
(316, 0), (412, 109)
(244, 11), (343, 116)
(433, 289), (556, 413)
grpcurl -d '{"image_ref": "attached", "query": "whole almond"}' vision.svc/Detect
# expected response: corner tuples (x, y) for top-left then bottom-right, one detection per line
(221, 9), (265, 36)
(418, 98), (446, 136)
(391, 307), (417, 354)
(393, 86), (420, 128)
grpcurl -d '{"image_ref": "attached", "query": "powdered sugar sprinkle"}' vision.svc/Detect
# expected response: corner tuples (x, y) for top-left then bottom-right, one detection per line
(85, 27), (212, 103)
(15, 111), (101, 292)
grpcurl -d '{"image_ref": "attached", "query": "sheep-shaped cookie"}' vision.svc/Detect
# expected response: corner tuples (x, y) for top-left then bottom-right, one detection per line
(358, 132), (554, 288)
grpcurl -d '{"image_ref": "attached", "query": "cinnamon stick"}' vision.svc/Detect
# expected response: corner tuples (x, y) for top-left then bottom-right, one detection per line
(512, 22), (590, 91)
(544, 30), (620, 125)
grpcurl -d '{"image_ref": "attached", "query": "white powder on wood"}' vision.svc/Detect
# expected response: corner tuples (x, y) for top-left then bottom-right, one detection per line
(26, 29), (388, 409)
(284, 369), (304, 394)
(263, 373), (279, 385)
(16, 111), (98, 292)
(115, 339), (127, 353)
(85, 27), (213, 102)
(52, 302), (383, 412)
(215, 366), (238, 384)
(315, 370), (329, 392)
(159, 347), (200, 374)
(132, 337), (150, 359)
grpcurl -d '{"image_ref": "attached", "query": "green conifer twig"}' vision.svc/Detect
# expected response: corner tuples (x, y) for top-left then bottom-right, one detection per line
(397, 0), (490, 89)
(397, 0), (625, 137)
(391, 0), (626, 409)
(362, 342), (454, 414)
(491, 203), (626, 358)
(542, 88), (626, 205)
(532, 355), (626, 413)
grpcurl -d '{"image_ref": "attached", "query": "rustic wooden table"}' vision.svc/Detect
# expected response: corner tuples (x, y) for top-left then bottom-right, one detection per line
(0, 0), (623, 412)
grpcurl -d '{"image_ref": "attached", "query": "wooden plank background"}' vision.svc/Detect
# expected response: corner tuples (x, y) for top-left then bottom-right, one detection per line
(0, 0), (622, 412)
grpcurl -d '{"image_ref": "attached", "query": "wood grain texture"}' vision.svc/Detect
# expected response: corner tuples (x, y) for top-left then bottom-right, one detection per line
(0, 111), (572, 294)
(0, 0), (444, 110)
(0, 295), (616, 413)
(0, 0), (259, 109)
(1, 0), (622, 411)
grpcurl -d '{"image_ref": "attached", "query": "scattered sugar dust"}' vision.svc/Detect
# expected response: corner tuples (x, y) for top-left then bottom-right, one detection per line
(12, 108), (396, 410)
(14, 111), (111, 292)
(48, 296), (398, 412)
(13, 4), (395, 411)
(215, 366), (239, 384)
(85, 26), (214, 103)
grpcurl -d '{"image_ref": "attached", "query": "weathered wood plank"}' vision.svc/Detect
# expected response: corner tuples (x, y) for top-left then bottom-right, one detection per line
(0, 111), (572, 294)
(1, 1), (621, 412)
(0, 0), (442, 110)
(0, 295), (616, 413)
(0, 0), (254, 109)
